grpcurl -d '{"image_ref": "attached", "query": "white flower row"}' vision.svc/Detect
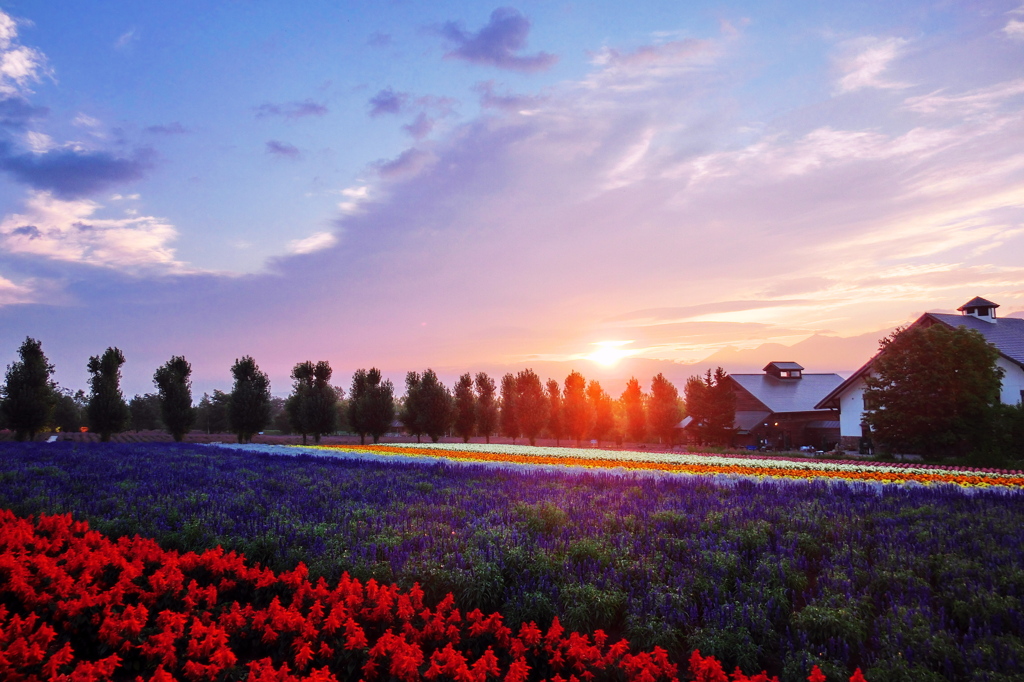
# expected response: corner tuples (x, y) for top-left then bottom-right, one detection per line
(362, 442), (1018, 480)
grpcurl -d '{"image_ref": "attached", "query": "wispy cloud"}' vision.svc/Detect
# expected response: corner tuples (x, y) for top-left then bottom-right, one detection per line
(904, 78), (1024, 116)
(114, 28), (138, 50)
(254, 99), (328, 120)
(368, 88), (407, 116)
(834, 36), (910, 94)
(0, 191), (185, 272)
(265, 140), (300, 159)
(287, 231), (337, 255)
(0, 140), (154, 199)
(144, 121), (189, 135)
(0, 95), (47, 129)
(439, 7), (557, 72)
(0, 9), (49, 96)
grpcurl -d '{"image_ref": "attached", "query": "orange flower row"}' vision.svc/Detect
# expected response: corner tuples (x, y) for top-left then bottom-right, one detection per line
(318, 445), (1024, 488)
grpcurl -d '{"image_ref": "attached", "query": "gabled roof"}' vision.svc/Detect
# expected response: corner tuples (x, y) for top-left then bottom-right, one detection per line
(763, 361), (804, 372)
(729, 373), (844, 414)
(927, 313), (1024, 366)
(814, 310), (1024, 409)
(958, 296), (999, 311)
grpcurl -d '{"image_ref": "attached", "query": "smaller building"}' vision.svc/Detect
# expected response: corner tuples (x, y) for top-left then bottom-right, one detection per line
(677, 362), (843, 450)
(727, 362), (843, 450)
(815, 297), (1024, 451)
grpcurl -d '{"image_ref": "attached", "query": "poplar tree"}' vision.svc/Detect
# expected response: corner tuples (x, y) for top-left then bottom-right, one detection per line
(546, 378), (563, 445)
(649, 373), (683, 446)
(515, 368), (548, 446)
(474, 372), (498, 443)
(400, 371), (424, 442)
(563, 370), (591, 447)
(620, 376), (647, 443)
(453, 373), (477, 442)
(348, 367), (395, 444)
(499, 373), (519, 443)
(154, 355), (195, 441)
(587, 380), (614, 446)
(1, 337), (56, 441)
(286, 360), (337, 444)
(228, 355), (271, 444)
(87, 347), (130, 442)
(418, 369), (453, 443)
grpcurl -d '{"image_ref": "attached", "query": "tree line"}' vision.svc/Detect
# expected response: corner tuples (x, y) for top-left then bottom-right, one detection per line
(1, 337), (707, 447)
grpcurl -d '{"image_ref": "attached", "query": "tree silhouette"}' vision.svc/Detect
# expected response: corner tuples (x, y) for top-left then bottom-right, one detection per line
(499, 373), (519, 443)
(453, 373), (477, 442)
(620, 377), (647, 444)
(153, 356), (195, 441)
(474, 372), (498, 443)
(1, 337), (56, 441)
(587, 380), (614, 446)
(546, 378), (563, 446)
(399, 371), (424, 443)
(515, 369), (548, 446)
(228, 356), (271, 444)
(563, 370), (591, 447)
(684, 367), (735, 446)
(287, 360), (338, 444)
(87, 347), (130, 442)
(864, 324), (1003, 458)
(648, 373), (683, 446)
(348, 368), (395, 444)
(418, 369), (453, 443)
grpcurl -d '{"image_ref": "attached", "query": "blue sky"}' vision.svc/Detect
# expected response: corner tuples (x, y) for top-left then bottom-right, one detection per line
(2, 1), (1023, 396)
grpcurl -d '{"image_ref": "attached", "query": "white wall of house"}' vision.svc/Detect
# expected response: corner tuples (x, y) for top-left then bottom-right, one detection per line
(838, 375), (868, 439)
(837, 359), (1024, 441)
(997, 357), (1024, 406)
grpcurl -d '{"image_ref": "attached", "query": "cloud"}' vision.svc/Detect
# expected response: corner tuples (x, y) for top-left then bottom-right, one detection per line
(0, 95), (47, 129)
(474, 81), (543, 111)
(834, 36), (910, 93)
(287, 231), (337, 255)
(367, 32), (392, 47)
(0, 10), (48, 96)
(368, 88), (407, 116)
(403, 112), (434, 139)
(376, 148), (432, 178)
(439, 7), (557, 72)
(0, 272), (34, 305)
(0, 191), (185, 272)
(903, 79), (1024, 117)
(0, 141), (154, 199)
(145, 121), (189, 135)
(265, 140), (300, 159)
(114, 28), (138, 49)
(254, 99), (329, 120)
(1006, 18), (1024, 40)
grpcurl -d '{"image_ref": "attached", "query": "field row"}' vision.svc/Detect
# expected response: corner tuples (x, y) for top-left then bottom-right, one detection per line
(299, 443), (1024, 488)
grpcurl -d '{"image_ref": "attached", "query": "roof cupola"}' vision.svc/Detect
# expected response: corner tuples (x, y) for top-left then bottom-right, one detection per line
(763, 361), (803, 379)
(958, 296), (999, 323)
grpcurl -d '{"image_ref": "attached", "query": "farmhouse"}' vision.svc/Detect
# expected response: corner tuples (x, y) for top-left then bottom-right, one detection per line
(724, 362), (844, 450)
(815, 297), (1024, 451)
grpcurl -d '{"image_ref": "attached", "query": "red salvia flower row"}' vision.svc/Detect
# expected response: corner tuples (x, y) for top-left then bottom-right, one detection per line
(0, 509), (867, 682)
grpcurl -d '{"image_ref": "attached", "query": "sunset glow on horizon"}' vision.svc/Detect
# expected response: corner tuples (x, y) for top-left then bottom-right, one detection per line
(0, 2), (1022, 396)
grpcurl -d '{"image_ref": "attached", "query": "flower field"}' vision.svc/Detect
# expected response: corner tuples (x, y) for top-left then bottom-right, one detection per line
(2, 442), (1023, 681)
(310, 443), (1024, 488)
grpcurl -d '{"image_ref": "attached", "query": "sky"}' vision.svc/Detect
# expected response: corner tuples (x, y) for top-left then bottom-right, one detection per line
(1, 1), (1023, 397)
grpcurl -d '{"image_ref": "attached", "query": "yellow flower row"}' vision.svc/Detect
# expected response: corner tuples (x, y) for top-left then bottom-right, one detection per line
(308, 444), (1024, 489)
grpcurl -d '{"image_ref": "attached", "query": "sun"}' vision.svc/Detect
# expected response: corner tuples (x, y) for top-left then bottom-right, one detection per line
(585, 341), (634, 366)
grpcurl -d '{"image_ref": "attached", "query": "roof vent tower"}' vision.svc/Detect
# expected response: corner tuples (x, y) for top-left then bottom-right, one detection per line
(764, 361), (803, 379)
(957, 296), (999, 323)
